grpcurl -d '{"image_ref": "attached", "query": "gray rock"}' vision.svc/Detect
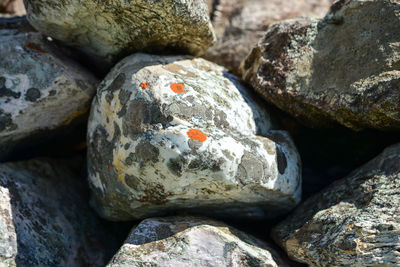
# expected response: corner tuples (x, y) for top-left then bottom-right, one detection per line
(87, 53), (301, 221)
(0, 17), (98, 159)
(24, 0), (216, 64)
(203, 0), (333, 74)
(107, 216), (290, 267)
(0, 157), (119, 266)
(272, 143), (400, 267)
(241, 0), (400, 131)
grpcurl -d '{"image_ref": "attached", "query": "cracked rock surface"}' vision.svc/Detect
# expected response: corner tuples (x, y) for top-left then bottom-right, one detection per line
(241, 0), (400, 131)
(203, 0), (333, 74)
(0, 17), (98, 160)
(107, 216), (290, 267)
(24, 0), (216, 64)
(272, 143), (400, 267)
(0, 158), (119, 266)
(87, 53), (301, 221)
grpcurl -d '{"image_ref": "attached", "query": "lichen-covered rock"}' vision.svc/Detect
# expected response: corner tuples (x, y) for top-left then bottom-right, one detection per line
(272, 143), (400, 266)
(0, 0), (25, 17)
(24, 0), (216, 64)
(203, 0), (333, 74)
(241, 0), (400, 131)
(0, 157), (119, 266)
(107, 216), (290, 267)
(87, 53), (301, 221)
(0, 17), (98, 159)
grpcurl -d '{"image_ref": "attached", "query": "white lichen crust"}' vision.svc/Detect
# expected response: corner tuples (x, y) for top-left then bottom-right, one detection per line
(107, 216), (290, 267)
(87, 53), (301, 221)
(24, 0), (216, 63)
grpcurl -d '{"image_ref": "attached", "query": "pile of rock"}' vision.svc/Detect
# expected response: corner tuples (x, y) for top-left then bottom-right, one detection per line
(0, 0), (399, 266)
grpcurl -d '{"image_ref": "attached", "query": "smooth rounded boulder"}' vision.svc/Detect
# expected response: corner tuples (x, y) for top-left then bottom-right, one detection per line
(0, 158), (119, 266)
(107, 216), (290, 267)
(24, 0), (216, 64)
(0, 18), (98, 160)
(241, 0), (400, 131)
(203, 0), (333, 74)
(87, 53), (301, 221)
(272, 143), (400, 266)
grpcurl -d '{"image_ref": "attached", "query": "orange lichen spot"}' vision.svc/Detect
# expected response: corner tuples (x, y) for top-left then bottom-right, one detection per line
(187, 129), (207, 142)
(141, 82), (149, 89)
(25, 43), (46, 53)
(108, 166), (113, 170)
(170, 83), (185, 94)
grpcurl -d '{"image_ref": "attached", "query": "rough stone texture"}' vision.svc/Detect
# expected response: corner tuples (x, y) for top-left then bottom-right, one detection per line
(108, 216), (290, 267)
(0, 17), (98, 159)
(272, 143), (400, 267)
(0, 0), (25, 17)
(0, 157), (119, 266)
(241, 0), (400, 131)
(24, 0), (216, 64)
(87, 53), (301, 221)
(203, 0), (333, 74)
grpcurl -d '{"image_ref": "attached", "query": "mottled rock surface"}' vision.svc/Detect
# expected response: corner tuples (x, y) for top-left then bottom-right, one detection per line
(88, 53), (301, 221)
(272, 143), (400, 266)
(241, 0), (400, 131)
(203, 0), (333, 74)
(0, 158), (119, 266)
(24, 0), (216, 64)
(108, 216), (290, 267)
(0, 0), (25, 17)
(0, 17), (98, 159)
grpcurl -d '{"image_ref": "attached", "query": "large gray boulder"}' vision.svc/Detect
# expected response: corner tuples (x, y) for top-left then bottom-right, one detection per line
(272, 143), (400, 266)
(24, 0), (216, 64)
(241, 0), (400, 131)
(0, 157), (119, 266)
(0, 18), (98, 160)
(107, 216), (290, 267)
(87, 53), (301, 221)
(203, 0), (333, 74)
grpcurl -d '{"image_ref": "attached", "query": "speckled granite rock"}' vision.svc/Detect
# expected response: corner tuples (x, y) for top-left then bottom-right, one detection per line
(24, 0), (216, 64)
(0, 0), (25, 17)
(87, 53), (301, 221)
(0, 158), (119, 266)
(203, 0), (333, 74)
(272, 143), (400, 266)
(0, 17), (98, 160)
(241, 0), (400, 131)
(107, 216), (290, 267)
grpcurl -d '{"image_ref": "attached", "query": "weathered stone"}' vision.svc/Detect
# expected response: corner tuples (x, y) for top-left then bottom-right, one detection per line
(107, 216), (290, 267)
(272, 143), (400, 266)
(0, 0), (25, 17)
(0, 157), (119, 266)
(24, 0), (216, 64)
(0, 17), (98, 160)
(203, 0), (333, 74)
(87, 53), (301, 221)
(241, 0), (400, 131)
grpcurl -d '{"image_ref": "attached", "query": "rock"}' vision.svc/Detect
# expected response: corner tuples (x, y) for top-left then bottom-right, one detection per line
(107, 216), (290, 267)
(87, 53), (301, 221)
(0, 17), (98, 160)
(203, 0), (333, 74)
(24, 0), (216, 65)
(0, 0), (25, 17)
(0, 157), (119, 266)
(241, 0), (400, 131)
(272, 143), (400, 266)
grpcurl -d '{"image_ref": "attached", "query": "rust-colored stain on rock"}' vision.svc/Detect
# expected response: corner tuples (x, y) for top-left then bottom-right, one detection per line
(141, 82), (149, 89)
(25, 43), (46, 53)
(170, 83), (185, 94)
(187, 129), (207, 142)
